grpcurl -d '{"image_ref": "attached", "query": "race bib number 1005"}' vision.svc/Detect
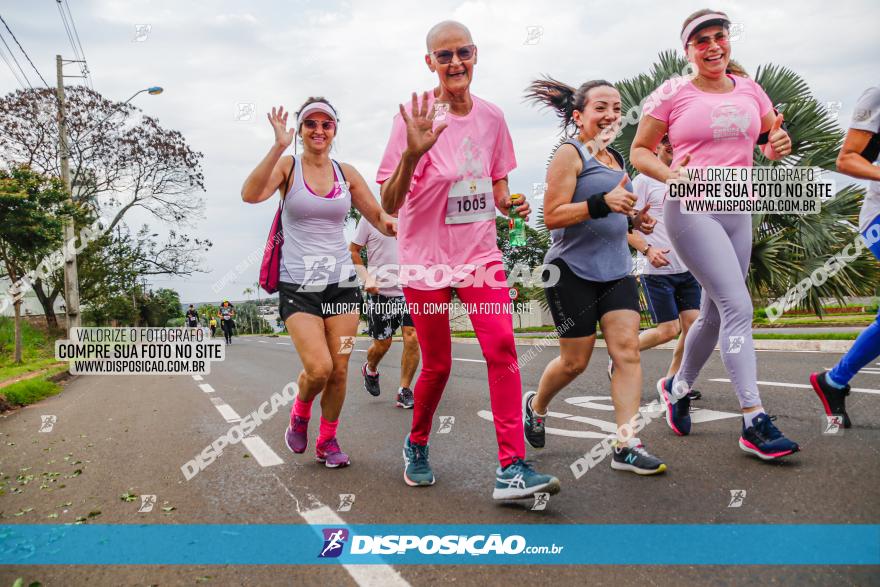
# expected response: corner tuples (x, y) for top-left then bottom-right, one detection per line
(446, 177), (495, 225)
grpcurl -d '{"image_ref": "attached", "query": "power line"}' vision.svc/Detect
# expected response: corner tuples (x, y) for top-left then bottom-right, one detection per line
(55, 0), (92, 90)
(0, 37), (28, 89)
(0, 27), (32, 89)
(0, 13), (49, 87)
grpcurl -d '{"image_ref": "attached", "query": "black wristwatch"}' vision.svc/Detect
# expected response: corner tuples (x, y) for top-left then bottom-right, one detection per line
(642, 244), (652, 255)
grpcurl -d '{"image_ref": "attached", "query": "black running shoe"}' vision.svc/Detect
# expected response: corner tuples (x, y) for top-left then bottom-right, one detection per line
(810, 372), (851, 428)
(611, 443), (667, 475)
(396, 387), (414, 409)
(686, 389), (702, 401)
(362, 362), (381, 397)
(522, 391), (545, 449)
(739, 414), (799, 460)
(656, 376), (691, 436)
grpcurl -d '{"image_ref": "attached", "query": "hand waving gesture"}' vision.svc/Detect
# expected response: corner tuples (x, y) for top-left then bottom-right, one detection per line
(267, 105), (295, 148)
(400, 92), (449, 158)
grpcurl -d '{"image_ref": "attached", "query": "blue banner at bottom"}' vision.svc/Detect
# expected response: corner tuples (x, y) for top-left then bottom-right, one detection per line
(1, 524), (877, 565)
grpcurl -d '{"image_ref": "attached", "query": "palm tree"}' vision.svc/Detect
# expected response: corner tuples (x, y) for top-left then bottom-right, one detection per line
(536, 50), (877, 317)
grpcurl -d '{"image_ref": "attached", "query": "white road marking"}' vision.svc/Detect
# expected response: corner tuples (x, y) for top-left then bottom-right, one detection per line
(215, 403), (242, 423)
(192, 375), (203, 381)
(710, 378), (880, 396)
(198, 383), (215, 394)
(690, 408), (741, 423)
(241, 435), (284, 467)
(259, 341), (268, 344)
(300, 505), (410, 586)
(276, 342), (290, 346)
(453, 357), (486, 363)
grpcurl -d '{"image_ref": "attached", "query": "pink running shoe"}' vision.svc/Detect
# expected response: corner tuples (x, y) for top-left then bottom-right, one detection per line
(285, 416), (309, 454)
(316, 438), (351, 468)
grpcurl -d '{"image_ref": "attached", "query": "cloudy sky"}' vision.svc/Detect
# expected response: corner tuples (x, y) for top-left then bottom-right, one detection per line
(1, 0), (877, 304)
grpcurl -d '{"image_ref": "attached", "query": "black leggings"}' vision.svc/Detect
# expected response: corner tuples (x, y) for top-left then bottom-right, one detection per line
(221, 319), (234, 342)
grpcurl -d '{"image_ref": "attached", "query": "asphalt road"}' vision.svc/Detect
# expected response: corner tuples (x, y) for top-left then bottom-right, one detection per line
(1, 334), (878, 586)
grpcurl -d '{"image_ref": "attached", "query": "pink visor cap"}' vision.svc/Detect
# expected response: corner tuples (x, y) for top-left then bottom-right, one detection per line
(296, 102), (338, 128)
(681, 13), (730, 48)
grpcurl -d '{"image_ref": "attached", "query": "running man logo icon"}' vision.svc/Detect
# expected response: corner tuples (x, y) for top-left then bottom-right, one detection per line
(318, 528), (349, 558)
(532, 182), (547, 200)
(138, 495), (157, 513)
(728, 22), (745, 42)
(524, 25), (544, 45)
(39, 415), (57, 433)
(825, 101), (843, 122)
(531, 492), (550, 511)
(338, 336), (355, 355)
(337, 494), (355, 512)
(727, 336), (745, 354)
(132, 24), (152, 42)
(433, 102), (450, 122)
(728, 490), (746, 508)
(437, 416), (455, 434)
(234, 102), (256, 122)
(823, 415), (844, 435)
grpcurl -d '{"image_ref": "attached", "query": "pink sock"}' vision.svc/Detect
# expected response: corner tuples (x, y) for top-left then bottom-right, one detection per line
(291, 397), (313, 424)
(317, 416), (339, 446)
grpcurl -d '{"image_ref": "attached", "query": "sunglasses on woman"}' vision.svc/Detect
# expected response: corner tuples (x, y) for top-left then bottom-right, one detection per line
(688, 31), (730, 52)
(302, 119), (336, 131)
(431, 44), (476, 65)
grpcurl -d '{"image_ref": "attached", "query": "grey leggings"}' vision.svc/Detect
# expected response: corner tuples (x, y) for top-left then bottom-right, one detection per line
(664, 200), (761, 409)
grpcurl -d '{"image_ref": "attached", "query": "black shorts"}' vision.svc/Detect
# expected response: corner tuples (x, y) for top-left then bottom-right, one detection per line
(543, 259), (640, 338)
(278, 276), (362, 321)
(366, 293), (414, 340)
(641, 271), (702, 324)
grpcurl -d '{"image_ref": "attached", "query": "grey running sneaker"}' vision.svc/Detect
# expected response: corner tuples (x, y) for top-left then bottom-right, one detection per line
(522, 391), (545, 449)
(611, 443), (667, 475)
(362, 362), (381, 397)
(396, 387), (415, 409)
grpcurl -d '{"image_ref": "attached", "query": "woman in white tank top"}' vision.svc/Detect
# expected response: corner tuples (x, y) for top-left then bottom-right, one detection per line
(242, 98), (396, 468)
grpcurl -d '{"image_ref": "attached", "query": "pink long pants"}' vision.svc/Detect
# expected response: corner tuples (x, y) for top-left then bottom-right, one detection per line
(403, 262), (525, 467)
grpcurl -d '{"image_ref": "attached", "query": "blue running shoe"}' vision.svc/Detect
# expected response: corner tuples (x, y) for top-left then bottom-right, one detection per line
(657, 376), (691, 436)
(739, 413), (799, 460)
(493, 458), (560, 500)
(402, 435), (435, 486)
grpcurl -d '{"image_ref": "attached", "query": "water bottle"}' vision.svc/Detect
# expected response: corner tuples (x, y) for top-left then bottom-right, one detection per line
(508, 193), (527, 247)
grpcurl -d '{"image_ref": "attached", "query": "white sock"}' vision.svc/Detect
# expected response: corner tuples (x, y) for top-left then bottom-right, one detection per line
(670, 375), (690, 401)
(365, 363), (378, 376)
(616, 436), (640, 449)
(743, 409), (765, 428)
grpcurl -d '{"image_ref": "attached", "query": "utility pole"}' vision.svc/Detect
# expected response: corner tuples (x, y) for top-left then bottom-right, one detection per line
(56, 55), (81, 332)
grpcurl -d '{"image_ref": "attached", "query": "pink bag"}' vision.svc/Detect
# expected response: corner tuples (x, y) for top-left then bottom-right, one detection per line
(259, 158), (295, 294)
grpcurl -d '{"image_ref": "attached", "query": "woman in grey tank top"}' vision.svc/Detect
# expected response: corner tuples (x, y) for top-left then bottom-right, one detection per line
(521, 78), (669, 475)
(241, 97), (396, 468)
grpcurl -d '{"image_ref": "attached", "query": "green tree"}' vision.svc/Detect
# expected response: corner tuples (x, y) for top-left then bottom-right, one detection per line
(609, 50), (877, 315)
(0, 166), (82, 361)
(0, 86), (211, 328)
(141, 288), (183, 327)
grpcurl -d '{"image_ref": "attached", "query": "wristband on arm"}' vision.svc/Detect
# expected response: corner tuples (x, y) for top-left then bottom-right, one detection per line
(587, 192), (611, 219)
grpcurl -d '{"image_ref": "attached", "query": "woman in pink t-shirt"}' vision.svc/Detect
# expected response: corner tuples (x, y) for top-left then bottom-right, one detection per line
(631, 9), (799, 460)
(377, 20), (560, 500)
